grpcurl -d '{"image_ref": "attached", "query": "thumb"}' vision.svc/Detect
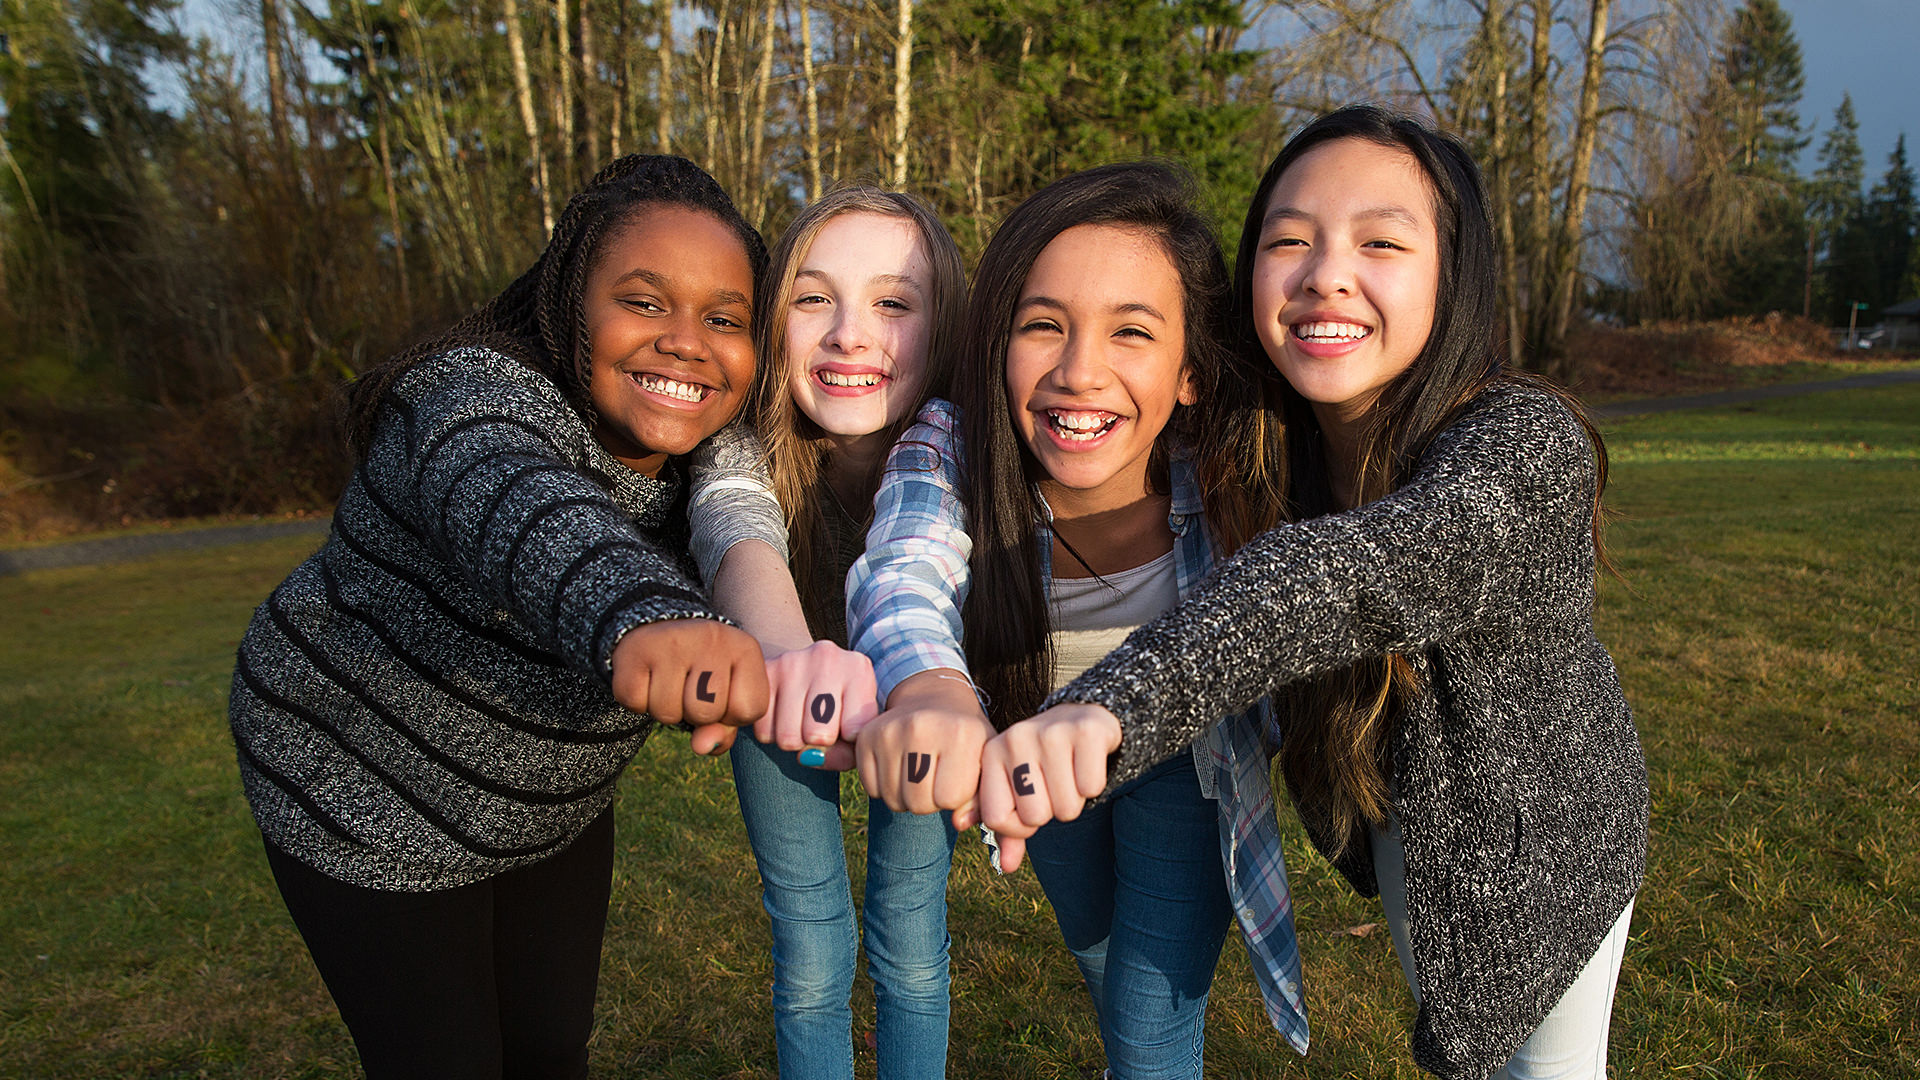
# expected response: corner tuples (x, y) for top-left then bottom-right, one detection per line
(689, 722), (736, 756)
(996, 832), (1028, 874)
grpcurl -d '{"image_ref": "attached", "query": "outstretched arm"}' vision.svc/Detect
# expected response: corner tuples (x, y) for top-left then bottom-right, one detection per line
(690, 422), (877, 758)
(846, 400), (996, 814)
(980, 387), (1600, 841)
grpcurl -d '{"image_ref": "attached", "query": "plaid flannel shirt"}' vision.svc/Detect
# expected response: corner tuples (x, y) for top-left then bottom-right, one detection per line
(847, 398), (1310, 1053)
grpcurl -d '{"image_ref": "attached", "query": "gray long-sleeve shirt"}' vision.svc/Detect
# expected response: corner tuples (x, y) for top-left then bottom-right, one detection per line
(231, 347), (726, 891)
(1051, 382), (1649, 1079)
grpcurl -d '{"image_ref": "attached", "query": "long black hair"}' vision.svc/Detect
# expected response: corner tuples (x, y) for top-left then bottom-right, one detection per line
(342, 155), (769, 457)
(957, 161), (1271, 729)
(1235, 105), (1610, 857)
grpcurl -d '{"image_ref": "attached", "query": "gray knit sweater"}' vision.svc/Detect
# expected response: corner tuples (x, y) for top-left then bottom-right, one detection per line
(1051, 383), (1649, 1079)
(230, 347), (726, 891)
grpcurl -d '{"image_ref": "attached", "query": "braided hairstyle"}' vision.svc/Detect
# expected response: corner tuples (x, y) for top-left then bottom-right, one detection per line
(343, 155), (770, 457)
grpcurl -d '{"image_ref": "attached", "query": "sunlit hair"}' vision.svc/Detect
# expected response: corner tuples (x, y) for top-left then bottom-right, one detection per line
(1232, 104), (1611, 858)
(956, 161), (1272, 729)
(343, 155), (769, 458)
(747, 186), (966, 634)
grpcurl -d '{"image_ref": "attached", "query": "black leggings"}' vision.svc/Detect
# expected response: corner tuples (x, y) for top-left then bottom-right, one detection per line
(263, 808), (615, 1080)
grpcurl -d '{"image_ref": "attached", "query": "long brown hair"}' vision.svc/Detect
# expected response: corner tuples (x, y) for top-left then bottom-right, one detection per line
(1232, 105), (1612, 858)
(748, 186), (966, 628)
(959, 162), (1276, 729)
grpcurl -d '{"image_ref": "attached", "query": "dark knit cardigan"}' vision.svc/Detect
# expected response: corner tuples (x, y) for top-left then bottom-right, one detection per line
(1051, 383), (1650, 1079)
(230, 347), (725, 891)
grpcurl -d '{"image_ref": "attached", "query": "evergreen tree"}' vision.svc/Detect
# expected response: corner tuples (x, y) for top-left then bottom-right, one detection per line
(1810, 95), (1870, 323)
(1, 0), (186, 372)
(1720, 0), (1806, 177)
(1809, 95), (1863, 242)
(1865, 135), (1917, 308)
(1709, 0), (1807, 316)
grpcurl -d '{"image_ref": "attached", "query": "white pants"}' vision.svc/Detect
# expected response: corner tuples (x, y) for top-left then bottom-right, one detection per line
(1372, 818), (1633, 1080)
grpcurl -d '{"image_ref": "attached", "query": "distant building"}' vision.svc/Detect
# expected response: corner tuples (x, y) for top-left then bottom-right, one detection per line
(1884, 299), (1920, 350)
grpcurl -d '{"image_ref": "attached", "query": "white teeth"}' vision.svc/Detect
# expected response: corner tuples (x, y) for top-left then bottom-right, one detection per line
(1047, 410), (1118, 441)
(638, 373), (705, 401)
(1293, 320), (1372, 342)
(819, 370), (883, 387)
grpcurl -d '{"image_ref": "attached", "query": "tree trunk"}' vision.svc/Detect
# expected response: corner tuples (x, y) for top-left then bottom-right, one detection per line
(800, 1), (822, 200)
(556, 0), (576, 188)
(505, 0), (555, 236)
(259, 0), (293, 159)
(705, 0), (728, 169)
(746, 0), (777, 223)
(1485, 0), (1523, 369)
(581, 0), (600, 170)
(611, 0), (629, 157)
(1543, 0), (1611, 381)
(375, 103), (414, 324)
(657, 1), (674, 153)
(890, 0), (913, 187)
(1520, 0), (1554, 367)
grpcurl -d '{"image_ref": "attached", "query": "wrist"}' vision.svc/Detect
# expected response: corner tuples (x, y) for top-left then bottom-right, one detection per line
(885, 669), (988, 720)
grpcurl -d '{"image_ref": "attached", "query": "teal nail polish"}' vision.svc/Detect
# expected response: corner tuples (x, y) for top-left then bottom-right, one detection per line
(798, 747), (826, 767)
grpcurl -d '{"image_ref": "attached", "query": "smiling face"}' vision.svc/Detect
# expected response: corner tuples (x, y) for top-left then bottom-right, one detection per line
(1004, 223), (1193, 514)
(1249, 137), (1441, 435)
(584, 206), (757, 477)
(783, 212), (935, 448)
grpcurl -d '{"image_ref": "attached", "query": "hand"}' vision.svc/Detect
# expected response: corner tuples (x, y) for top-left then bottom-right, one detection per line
(854, 669), (995, 819)
(976, 703), (1122, 873)
(757, 640), (879, 753)
(610, 619), (770, 756)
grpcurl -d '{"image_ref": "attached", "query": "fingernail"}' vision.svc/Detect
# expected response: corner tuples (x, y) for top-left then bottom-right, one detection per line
(798, 747), (826, 767)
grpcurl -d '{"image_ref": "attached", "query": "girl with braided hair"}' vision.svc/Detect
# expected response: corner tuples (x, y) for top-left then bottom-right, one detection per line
(230, 154), (782, 1079)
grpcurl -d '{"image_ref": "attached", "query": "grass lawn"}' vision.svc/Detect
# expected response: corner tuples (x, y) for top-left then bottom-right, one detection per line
(2, 384), (1915, 1079)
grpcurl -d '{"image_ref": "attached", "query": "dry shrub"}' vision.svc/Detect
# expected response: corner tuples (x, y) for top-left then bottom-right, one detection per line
(0, 376), (350, 543)
(1569, 314), (1842, 398)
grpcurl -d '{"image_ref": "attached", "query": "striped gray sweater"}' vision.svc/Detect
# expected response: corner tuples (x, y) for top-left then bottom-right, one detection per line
(1052, 383), (1649, 1079)
(230, 347), (725, 891)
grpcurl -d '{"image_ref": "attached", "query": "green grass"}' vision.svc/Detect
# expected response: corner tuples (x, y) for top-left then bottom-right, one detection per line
(2, 385), (1916, 1078)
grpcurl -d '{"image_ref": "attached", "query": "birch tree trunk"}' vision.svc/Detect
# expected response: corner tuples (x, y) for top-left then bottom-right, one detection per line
(657, 2), (674, 153)
(505, 0), (555, 236)
(259, 0), (293, 159)
(1484, 0), (1524, 369)
(580, 2), (600, 169)
(746, 0), (777, 223)
(890, 0), (913, 188)
(705, 1), (728, 169)
(1520, 0), (1554, 366)
(1543, 0), (1612, 379)
(556, 0), (576, 188)
(611, 0), (627, 158)
(800, 1), (821, 199)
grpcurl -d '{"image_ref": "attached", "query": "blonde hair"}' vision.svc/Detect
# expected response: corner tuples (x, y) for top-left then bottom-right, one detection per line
(748, 186), (967, 627)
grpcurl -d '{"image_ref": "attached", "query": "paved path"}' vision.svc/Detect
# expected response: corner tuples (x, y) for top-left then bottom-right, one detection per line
(5, 368), (1917, 576)
(0, 517), (331, 577)
(1590, 367), (1920, 418)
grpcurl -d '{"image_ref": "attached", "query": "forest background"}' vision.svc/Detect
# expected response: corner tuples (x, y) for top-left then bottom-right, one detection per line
(3, 0), (1917, 538)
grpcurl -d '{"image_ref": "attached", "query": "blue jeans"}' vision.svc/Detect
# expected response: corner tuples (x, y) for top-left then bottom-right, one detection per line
(731, 734), (958, 1080)
(1024, 754), (1231, 1080)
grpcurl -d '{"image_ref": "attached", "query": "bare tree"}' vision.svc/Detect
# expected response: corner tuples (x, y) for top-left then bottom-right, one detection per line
(505, 0), (555, 235)
(890, 0), (912, 187)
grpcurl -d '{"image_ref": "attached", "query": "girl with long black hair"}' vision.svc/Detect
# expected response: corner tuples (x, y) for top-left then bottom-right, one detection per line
(849, 163), (1310, 1079)
(976, 106), (1648, 1080)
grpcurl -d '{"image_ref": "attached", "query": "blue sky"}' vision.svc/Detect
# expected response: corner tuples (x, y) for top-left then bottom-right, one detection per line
(1778, 0), (1917, 178)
